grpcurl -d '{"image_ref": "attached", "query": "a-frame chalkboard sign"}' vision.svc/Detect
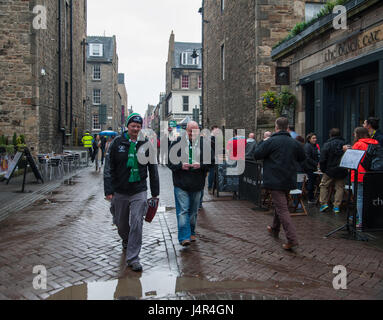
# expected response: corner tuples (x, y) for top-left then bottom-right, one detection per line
(5, 147), (44, 192)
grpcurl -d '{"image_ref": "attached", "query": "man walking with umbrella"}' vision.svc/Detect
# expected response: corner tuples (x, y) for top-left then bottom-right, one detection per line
(104, 113), (159, 272)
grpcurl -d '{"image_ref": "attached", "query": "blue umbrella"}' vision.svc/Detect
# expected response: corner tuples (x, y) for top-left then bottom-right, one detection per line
(99, 130), (118, 137)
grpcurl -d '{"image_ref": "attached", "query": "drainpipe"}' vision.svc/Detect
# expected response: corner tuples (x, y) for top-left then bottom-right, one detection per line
(201, 0), (205, 128)
(70, 0), (73, 137)
(58, 0), (65, 149)
(254, 0), (260, 135)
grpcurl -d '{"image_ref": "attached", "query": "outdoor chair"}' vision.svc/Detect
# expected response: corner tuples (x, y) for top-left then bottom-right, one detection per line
(48, 158), (63, 181)
(73, 153), (81, 169)
(287, 173), (308, 216)
(37, 155), (49, 180)
(62, 154), (75, 175)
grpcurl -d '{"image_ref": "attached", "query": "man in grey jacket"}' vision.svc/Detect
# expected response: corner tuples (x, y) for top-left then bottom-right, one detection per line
(104, 113), (159, 272)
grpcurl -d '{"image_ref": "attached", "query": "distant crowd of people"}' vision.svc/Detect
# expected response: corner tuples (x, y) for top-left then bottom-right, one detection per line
(81, 111), (383, 273)
(81, 131), (114, 172)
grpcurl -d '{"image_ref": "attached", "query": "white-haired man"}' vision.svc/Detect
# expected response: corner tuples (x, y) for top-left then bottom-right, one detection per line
(167, 121), (212, 247)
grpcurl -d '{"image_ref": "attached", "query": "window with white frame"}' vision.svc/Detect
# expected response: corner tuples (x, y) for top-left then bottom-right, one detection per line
(93, 65), (101, 80)
(90, 43), (103, 57)
(181, 52), (188, 65)
(305, 3), (325, 22)
(93, 89), (101, 105)
(92, 114), (101, 131)
(198, 75), (202, 89)
(192, 54), (199, 66)
(181, 75), (189, 89)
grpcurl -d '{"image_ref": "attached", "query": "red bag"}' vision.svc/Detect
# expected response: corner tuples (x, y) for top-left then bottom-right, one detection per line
(145, 198), (159, 223)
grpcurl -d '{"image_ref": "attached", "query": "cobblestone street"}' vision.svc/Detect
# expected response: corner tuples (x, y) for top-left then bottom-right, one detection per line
(0, 165), (383, 300)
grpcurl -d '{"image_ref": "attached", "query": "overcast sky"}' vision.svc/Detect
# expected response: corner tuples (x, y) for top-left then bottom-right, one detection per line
(87, 0), (202, 116)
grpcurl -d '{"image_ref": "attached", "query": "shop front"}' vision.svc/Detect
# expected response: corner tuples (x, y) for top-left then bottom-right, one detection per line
(272, 0), (383, 144)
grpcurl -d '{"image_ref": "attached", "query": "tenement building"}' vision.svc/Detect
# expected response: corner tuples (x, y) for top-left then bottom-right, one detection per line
(0, 0), (87, 154)
(86, 36), (120, 134)
(118, 73), (128, 129)
(202, 0), (326, 138)
(272, 0), (383, 144)
(165, 32), (202, 125)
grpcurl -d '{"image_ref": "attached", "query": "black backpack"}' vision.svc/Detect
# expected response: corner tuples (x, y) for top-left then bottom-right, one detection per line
(361, 144), (383, 171)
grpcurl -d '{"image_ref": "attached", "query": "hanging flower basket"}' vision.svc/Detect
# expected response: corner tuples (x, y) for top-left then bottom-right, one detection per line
(261, 91), (278, 109)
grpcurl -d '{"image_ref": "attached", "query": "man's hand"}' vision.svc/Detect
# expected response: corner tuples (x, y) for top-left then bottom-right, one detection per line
(105, 194), (113, 201)
(182, 163), (191, 170)
(191, 163), (201, 170)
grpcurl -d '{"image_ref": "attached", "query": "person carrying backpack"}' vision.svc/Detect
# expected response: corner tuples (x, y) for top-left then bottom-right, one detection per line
(319, 128), (348, 214)
(351, 127), (378, 228)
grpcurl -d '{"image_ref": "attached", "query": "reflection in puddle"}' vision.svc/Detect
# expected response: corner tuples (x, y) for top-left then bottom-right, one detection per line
(48, 270), (178, 300)
(47, 267), (310, 300)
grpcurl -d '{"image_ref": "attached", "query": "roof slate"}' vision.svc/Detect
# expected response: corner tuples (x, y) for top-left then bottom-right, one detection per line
(173, 42), (202, 69)
(87, 36), (115, 62)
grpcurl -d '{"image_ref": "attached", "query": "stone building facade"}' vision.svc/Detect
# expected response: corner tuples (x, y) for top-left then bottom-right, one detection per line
(0, 0), (87, 154)
(272, 0), (383, 145)
(202, 0), (326, 139)
(165, 32), (202, 125)
(118, 73), (128, 128)
(86, 36), (120, 134)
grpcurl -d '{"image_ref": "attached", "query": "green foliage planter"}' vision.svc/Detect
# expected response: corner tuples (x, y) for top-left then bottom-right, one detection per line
(273, 0), (350, 49)
(261, 88), (297, 118)
(276, 88), (297, 118)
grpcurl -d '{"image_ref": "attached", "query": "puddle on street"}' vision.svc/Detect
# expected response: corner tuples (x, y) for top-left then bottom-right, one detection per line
(46, 268), (309, 300)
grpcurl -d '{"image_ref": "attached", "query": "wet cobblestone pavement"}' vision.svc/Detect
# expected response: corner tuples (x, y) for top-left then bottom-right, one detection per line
(0, 165), (383, 300)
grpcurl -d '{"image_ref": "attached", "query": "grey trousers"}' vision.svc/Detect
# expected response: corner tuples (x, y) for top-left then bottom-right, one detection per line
(111, 191), (148, 264)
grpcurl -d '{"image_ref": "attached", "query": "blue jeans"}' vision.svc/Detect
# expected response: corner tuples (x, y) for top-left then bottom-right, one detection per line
(352, 183), (363, 224)
(174, 187), (202, 244)
(208, 166), (215, 189)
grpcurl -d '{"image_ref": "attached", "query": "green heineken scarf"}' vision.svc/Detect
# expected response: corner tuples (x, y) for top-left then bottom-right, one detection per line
(125, 133), (141, 183)
(189, 141), (193, 165)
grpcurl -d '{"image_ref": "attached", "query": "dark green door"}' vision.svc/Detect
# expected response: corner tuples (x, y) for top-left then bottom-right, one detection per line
(342, 81), (378, 144)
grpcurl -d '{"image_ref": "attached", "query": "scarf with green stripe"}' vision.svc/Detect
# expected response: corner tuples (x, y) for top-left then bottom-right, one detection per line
(125, 133), (141, 183)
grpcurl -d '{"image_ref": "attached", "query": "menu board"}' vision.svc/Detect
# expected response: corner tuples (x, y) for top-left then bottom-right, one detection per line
(4, 152), (23, 181)
(340, 149), (366, 170)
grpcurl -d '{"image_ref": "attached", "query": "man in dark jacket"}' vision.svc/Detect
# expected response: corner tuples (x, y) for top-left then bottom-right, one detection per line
(319, 128), (348, 214)
(104, 113), (159, 272)
(364, 117), (383, 147)
(168, 121), (212, 247)
(252, 117), (306, 250)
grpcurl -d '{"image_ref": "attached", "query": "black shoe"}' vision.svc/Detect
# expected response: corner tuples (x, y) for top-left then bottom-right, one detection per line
(129, 262), (143, 272)
(267, 226), (279, 238)
(181, 240), (191, 247)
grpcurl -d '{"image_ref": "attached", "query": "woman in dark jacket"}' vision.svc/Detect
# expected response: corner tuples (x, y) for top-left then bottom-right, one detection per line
(304, 133), (320, 203)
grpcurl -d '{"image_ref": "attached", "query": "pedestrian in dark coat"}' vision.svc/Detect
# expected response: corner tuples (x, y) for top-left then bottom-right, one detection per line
(252, 117), (306, 250)
(319, 128), (348, 214)
(104, 113), (159, 272)
(167, 121), (213, 247)
(364, 117), (383, 147)
(303, 133), (320, 203)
